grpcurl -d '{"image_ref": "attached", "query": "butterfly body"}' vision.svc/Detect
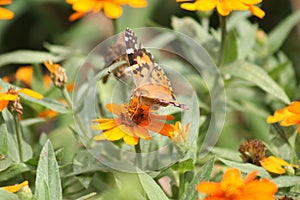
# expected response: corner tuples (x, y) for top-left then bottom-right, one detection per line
(124, 28), (189, 110)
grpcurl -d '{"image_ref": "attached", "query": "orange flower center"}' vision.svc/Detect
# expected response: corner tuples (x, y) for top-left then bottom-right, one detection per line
(221, 179), (244, 198)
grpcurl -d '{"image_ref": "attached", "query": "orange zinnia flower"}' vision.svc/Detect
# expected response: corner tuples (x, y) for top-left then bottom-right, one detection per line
(0, 87), (43, 113)
(66, 0), (148, 20)
(267, 101), (300, 134)
(197, 168), (277, 200)
(0, 0), (14, 20)
(1, 181), (28, 193)
(260, 156), (298, 175)
(177, 0), (265, 19)
(92, 98), (175, 146)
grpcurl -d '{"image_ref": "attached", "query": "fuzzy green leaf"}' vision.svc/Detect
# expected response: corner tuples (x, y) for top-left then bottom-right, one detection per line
(0, 50), (63, 67)
(222, 61), (290, 104)
(181, 156), (215, 200)
(0, 163), (30, 182)
(138, 169), (169, 200)
(267, 9), (300, 55)
(35, 140), (62, 200)
(0, 189), (19, 200)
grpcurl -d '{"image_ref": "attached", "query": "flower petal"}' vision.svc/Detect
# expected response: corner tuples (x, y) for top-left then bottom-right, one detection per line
(248, 5), (265, 19)
(267, 107), (293, 123)
(180, 3), (197, 11)
(15, 66), (33, 86)
(196, 182), (222, 196)
(106, 103), (123, 115)
(288, 101), (300, 114)
(105, 126), (125, 141)
(260, 156), (288, 174)
(69, 12), (85, 21)
(0, 93), (18, 101)
(0, 7), (14, 20)
(133, 126), (150, 139)
(118, 124), (135, 137)
(123, 134), (139, 146)
(103, 2), (123, 18)
(96, 119), (117, 130)
(18, 88), (43, 99)
(0, 100), (9, 111)
(1, 181), (29, 193)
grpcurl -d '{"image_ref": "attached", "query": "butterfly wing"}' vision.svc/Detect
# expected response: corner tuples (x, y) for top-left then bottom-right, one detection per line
(124, 28), (175, 96)
(124, 28), (188, 110)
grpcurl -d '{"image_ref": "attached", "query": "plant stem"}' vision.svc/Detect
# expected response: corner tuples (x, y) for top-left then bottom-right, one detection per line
(13, 114), (23, 162)
(218, 15), (227, 66)
(178, 172), (185, 199)
(135, 142), (142, 167)
(61, 87), (89, 138)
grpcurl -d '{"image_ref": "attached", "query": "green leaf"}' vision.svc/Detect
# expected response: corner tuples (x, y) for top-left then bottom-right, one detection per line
(72, 149), (100, 188)
(0, 50), (63, 67)
(272, 176), (300, 188)
(35, 140), (62, 200)
(219, 158), (271, 179)
(181, 156), (215, 200)
(0, 163), (30, 182)
(137, 169), (169, 200)
(19, 95), (69, 114)
(223, 30), (238, 65)
(0, 189), (19, 200)
(172, 159), (194, 173)
(267, 9), (300, 55)
(0, 113), (9, 156)
(211, 147), (242, 162)
(222, 61), (290, 104)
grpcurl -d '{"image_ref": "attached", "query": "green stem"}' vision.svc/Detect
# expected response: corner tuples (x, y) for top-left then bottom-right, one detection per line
(61, 87), (89, 138)
(13, 114), (23, 162)
(218, 15), (227, 66)
(178, 172), (185, 199)
(135, 142), (142, 167)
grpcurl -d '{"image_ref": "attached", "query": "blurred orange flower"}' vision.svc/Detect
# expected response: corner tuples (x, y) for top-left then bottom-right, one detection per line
(267, 101), (300, 133)
(260, 156), (298, 175)
(2, 66), (52, 89)
(177, 0), (265, 18)
(1, 181), (28, 193)
(0, 0), (14, 20)
(197, 168), (277, 200)
(92, 97), (174, 146)
(66, 0), (148, 20)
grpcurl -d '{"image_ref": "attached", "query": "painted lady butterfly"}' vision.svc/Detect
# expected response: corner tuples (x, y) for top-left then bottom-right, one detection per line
(124, 28), (189, 110)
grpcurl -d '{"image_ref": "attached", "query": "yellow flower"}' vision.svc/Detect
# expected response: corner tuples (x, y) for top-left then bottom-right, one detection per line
(260, 156), (298, 175)
(169, 121), (190, 144)
(197, 168), (277, 200)
(92, 97), (175, 146)
(177, 0), (265, 18)
(267, 101), (300, 134)
(66, 0), (148, 20)
(0, 87), (43, 114)
(1, 181), (28, 193)
(43, 60), (67, 88)
(0, 0), (14, 20)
